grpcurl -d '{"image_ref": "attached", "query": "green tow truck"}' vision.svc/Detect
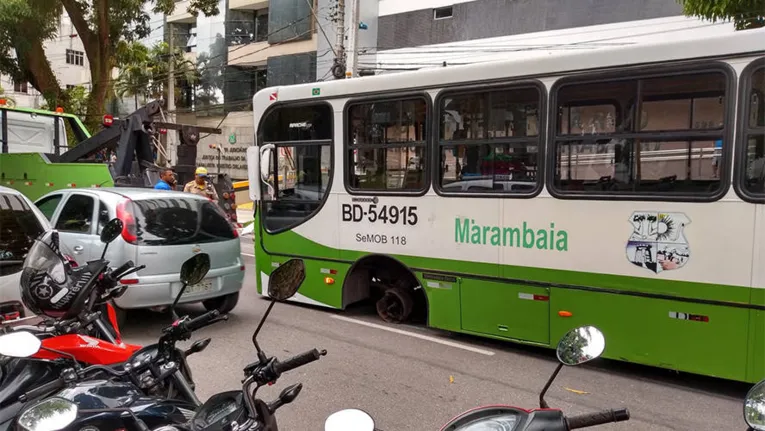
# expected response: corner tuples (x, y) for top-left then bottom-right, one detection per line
(0, 100), (239, 224)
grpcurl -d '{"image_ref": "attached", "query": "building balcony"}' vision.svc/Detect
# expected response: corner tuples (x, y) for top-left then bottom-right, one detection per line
(229, 0), (269, 10)
(168, 0), (196, 24)
(227, 34), (317, 66)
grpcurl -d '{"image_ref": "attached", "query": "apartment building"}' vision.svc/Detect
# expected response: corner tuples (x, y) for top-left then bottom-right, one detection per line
(0, 11), (91, 109)
(166, 0), (322, 178)
(316, 0), (733, 76)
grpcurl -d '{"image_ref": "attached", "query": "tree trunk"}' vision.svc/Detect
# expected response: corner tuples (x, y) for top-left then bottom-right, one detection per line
(12, 36), (68, 110)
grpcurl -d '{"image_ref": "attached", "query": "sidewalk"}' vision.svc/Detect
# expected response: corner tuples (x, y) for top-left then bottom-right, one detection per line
(236, 207), (255, 237)
(237, 207), (254, 225)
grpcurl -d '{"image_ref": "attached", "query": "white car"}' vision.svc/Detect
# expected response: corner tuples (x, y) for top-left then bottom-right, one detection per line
(34, 187), (245, 325)
(0, 186), (51, 322)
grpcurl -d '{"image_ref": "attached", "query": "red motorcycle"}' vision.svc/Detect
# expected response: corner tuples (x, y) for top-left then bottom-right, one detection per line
(324, 326), (631, 431)
(12, 219), (143, 365)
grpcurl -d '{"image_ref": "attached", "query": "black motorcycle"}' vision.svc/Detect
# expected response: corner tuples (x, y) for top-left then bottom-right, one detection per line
(0, 253), (225, 431)
(8, 258), (323, 431)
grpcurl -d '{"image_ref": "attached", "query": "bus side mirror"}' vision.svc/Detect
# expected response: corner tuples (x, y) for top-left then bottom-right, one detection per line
(246, 146), (262, 202)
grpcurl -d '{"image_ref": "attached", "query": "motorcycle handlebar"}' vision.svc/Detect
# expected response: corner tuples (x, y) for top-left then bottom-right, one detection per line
(111, 261), (134, 279)
(18, 377), (65, 403)
(186, 310), (221, 332)
(566, 408), (630, 429)
(273, 348), (326, 375)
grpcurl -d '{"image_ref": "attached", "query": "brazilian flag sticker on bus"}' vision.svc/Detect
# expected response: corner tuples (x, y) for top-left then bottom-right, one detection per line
(626, 212), (691, 274)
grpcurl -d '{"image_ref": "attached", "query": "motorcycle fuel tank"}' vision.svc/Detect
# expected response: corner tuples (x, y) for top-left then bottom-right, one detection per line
(53, 380), (196, 430)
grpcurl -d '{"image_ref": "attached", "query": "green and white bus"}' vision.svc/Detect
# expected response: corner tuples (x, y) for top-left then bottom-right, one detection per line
(245, 29), (765, 383)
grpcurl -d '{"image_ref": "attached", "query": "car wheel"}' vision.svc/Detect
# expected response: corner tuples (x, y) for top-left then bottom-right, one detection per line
(202, 292), (239, 314)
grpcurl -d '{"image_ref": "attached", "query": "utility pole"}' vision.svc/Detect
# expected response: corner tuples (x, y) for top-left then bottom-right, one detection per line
(166, 21), (176, 166)
(331, 0), (346, 79)
(345, 0), (359, 78)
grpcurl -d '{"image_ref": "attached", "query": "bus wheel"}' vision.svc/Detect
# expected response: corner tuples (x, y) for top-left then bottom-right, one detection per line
(376, 287), (414, 323)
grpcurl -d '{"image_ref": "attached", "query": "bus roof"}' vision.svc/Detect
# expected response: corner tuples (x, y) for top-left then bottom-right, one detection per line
(254, 27), (765, 107)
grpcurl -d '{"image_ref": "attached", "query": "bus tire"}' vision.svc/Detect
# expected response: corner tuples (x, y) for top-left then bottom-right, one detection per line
(376, 287), (414, 323)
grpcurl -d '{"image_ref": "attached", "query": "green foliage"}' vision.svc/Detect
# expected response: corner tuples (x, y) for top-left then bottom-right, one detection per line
(0, 0), (220, 128)
(678, 0), (765, 29)
(115, 40), (199, 105)
(40, 85), (89, 116)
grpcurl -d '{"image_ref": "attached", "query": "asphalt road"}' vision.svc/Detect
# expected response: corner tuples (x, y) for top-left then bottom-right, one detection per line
(120, 237), (751, 430)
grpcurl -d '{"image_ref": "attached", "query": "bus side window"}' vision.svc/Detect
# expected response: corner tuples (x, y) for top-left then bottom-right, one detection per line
(552, 67), (730, 199)
(437, 84), (543, 195)
(738, 61), (765, 200)
(346, 96), (429, 194)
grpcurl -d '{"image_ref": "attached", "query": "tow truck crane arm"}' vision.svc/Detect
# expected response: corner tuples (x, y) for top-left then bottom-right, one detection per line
(56, 100), (221, 187)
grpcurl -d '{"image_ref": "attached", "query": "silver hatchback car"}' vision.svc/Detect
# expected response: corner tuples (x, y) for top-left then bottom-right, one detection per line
(34, 187), (245, 322)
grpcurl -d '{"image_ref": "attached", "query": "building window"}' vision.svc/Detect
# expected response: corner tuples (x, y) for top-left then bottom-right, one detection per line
(227, 9), (268, 46)
(255, 10), (269, 42)
(434, 6), (453, 20)
(438, 85), (541, 195)
(551, 67), (730, 199)
(346, 96), (428, 193)
(13, 81), (28, 93)
(223, 66), (268, 113)
(739, 62), (765, 201)
(66, 49), (84, 66)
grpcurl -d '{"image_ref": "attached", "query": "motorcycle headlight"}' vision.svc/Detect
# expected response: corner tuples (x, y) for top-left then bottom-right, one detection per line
(17, 397), (77, 431)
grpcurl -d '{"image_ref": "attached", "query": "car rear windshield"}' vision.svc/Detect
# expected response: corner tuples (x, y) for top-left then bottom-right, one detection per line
(132, 197), (236, 246)
(0, 192), (45, 275)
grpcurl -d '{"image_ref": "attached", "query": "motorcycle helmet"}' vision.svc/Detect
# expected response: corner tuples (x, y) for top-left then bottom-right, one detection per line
(19, 230), (95, 319)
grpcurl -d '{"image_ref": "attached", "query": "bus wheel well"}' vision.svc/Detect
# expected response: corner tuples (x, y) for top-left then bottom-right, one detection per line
(342, 255), (427, 324)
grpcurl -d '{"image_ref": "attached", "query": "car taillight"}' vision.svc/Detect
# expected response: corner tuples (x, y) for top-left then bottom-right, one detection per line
(116, 199), (139, 244)
(232, 223), (239, 238)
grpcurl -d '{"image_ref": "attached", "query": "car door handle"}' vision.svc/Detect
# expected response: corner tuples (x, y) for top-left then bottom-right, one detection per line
(73, 246), (84, 254)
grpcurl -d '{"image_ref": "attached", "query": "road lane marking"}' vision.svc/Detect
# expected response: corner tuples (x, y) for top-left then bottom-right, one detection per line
(331, 315), (495, 356)
(241, 251), (255, 257)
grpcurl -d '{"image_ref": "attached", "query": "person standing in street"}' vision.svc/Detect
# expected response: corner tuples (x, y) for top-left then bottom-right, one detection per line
(154, 168), (177, 190)
(184, 167), (219, 203)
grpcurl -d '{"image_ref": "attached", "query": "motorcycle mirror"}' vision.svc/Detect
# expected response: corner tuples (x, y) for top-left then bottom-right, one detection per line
(180, 253), (211, 286)
(250, 259), (306, 363)
(539, 326), (606, 409)
(99, 218), (124, 260)
(324, 409), (376, 431)
(170, 253), (211, 320)
(744, 379), (765, 431)
(267, 259), (306, 301)
(0, 331), (42, 358)
(100, 218), (124, 244)
(18, 397), (78, 431)
(556, 325), (606, 366)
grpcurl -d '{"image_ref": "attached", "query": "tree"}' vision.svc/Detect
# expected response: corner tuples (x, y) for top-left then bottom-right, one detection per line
(115, 40), (199, 109)
(678, 0), (765, 30)
(0, 0), (219, 130)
